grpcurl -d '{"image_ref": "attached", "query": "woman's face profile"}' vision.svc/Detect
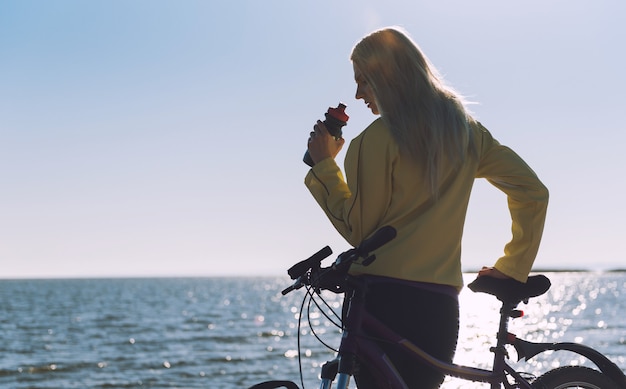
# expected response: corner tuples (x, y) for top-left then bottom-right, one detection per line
(353, 62), (379, 115)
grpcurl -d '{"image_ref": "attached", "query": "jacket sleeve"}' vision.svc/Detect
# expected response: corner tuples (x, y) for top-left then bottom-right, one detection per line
(304, 121), (394, 246)
(475, 124), (549, 282)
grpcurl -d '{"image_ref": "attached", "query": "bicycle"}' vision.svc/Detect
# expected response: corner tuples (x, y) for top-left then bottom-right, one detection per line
(249, 226), (626, 388)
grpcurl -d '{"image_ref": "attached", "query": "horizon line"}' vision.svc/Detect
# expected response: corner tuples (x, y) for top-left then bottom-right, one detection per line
(1, 268), (625, 281)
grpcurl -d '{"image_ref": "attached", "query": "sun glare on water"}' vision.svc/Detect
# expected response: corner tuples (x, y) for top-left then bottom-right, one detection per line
(444, 272), (626, 388)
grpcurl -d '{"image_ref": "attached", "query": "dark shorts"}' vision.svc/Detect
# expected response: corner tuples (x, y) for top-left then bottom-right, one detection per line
(353, 279), (459, 389)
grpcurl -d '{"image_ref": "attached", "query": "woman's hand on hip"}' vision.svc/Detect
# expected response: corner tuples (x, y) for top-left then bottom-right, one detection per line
(477, 266), (511, 279)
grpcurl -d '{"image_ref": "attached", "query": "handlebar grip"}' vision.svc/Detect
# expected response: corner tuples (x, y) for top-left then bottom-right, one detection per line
(287, 245), (333, 280)
(281, 279), (302, 295)
(358, 226), (397, 255)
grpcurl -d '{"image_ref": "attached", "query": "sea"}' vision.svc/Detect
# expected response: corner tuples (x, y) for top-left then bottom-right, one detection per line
(0, 272), (625, 389)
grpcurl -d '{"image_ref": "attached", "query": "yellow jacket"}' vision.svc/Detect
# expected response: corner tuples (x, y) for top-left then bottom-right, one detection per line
(305, 118), (548, 289)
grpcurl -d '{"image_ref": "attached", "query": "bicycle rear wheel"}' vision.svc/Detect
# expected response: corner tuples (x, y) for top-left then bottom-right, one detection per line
(531, 366), (620, 389)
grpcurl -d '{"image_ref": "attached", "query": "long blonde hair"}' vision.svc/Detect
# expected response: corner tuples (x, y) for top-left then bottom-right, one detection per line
(350, 27), (476, 195)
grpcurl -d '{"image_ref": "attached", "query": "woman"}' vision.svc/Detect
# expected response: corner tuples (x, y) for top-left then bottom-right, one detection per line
(305, 27), (548, 388)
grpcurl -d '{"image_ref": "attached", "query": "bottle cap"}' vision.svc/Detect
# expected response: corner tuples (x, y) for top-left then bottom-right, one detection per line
(327, 103), (349, 122)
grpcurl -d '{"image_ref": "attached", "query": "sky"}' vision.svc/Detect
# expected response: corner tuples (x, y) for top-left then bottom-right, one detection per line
(1, 1), (625, 279)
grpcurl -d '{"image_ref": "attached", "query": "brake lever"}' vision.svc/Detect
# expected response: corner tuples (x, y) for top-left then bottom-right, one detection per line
(309, 266), (346, 294)
(332, 249), (358, 271)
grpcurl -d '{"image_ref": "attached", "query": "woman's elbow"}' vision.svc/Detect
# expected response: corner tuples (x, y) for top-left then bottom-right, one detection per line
(536, 181), (549, 205)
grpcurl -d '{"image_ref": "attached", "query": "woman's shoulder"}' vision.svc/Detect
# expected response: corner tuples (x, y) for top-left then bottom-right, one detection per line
(347, 118), (400, 163)
(468, 118), (499, 151)
(357, 117), (392, 141)
(365, 117), (387, 132)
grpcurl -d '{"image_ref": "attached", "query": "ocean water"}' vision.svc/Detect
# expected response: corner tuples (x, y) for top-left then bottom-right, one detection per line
(0, 273), (624, 389)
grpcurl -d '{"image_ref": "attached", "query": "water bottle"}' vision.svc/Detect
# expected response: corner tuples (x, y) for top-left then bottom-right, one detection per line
(303, 103), (349, 167)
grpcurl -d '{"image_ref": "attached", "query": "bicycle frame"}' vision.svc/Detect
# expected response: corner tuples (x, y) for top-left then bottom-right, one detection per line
(319, 276), (533, 389)
(251, 227), (626, 389)
(250, 277), (626, 389)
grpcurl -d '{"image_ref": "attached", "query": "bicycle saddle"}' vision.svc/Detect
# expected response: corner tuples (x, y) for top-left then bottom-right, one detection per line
(467, 274), (551, 304)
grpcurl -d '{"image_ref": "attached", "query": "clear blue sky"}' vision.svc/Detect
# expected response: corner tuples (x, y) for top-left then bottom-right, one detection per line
(1, 1), (625, 278)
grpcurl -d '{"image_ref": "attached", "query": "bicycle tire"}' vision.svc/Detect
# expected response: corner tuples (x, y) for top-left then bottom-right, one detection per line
(247, 381), (299, 389)
(531, 366), (620, 389)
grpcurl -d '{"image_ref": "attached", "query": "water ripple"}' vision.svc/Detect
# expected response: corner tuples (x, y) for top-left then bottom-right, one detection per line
(0, 274), (624, 388)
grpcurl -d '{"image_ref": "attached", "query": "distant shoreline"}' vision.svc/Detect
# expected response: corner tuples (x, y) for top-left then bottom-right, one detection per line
(472, 268), (626, 274)
(532, 268), (626, 273)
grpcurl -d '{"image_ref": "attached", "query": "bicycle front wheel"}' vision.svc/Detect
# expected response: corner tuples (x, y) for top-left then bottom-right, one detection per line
(531, 366), (620, 389)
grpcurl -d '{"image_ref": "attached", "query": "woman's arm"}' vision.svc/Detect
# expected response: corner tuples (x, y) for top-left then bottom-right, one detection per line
(305, 119), (395, 246)
(476, 124), (549, 282)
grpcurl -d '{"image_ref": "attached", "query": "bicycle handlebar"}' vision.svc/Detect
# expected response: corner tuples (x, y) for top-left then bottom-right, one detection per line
(281, 226), (397, 295)
(287, 246), (333, 280)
